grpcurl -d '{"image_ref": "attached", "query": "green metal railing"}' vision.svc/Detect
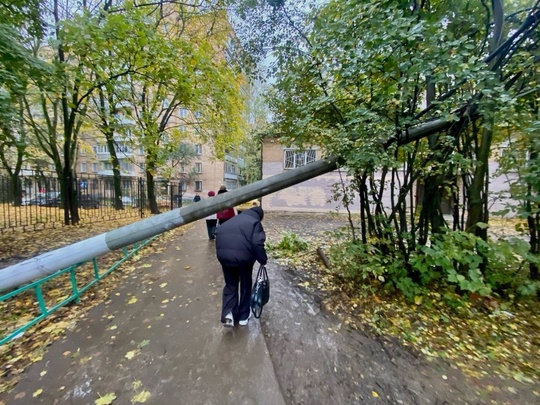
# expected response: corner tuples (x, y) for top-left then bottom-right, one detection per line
(0, 237), (157, 346)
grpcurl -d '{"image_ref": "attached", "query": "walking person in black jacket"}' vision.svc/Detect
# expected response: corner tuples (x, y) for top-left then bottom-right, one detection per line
(215, 206), (267, 327)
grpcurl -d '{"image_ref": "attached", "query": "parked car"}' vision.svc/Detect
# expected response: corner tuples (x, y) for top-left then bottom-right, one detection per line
(121, 196), (139, 208)
(39, 192), (61, 207)
(79, 195), (100, 209)
(21, 195), (43, 206)
(173, 195), (193, 207)
(236, 199), (260, 213)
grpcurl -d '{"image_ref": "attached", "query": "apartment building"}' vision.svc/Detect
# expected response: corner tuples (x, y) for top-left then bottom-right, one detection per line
(77, 129), (244, 200)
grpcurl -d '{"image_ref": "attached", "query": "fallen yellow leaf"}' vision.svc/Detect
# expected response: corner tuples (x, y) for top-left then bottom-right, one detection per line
(372, 390), (378, 398)
(125, 350), (139, 360)
(159, 283), (167, 288)
(128, 297), (138, 304)
(95, 392), (117, 405)
(131, 390), (151, 403)
(33, 388), (43, 398)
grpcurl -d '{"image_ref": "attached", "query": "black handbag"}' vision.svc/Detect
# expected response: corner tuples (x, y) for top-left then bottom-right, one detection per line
(250, 264), (270, 319)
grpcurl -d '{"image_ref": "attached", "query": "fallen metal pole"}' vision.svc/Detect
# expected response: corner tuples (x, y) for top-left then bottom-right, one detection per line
(0, 116), (453, 290)
(0, 157), (338, 290)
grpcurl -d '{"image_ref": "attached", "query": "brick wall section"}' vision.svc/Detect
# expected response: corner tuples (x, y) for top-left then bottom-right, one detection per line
(261, 139), (518, 216)
(262, 139), (361, 213)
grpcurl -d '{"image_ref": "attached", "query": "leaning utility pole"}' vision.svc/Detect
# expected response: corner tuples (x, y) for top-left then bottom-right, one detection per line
(0, 118), (452, 290)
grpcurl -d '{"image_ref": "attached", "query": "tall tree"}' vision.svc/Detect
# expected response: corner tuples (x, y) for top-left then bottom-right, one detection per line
(234, 0), (540, 276)
(61, 6), (168, 210)
(0, 1), (49, 204)
(124, 6), (245, 214)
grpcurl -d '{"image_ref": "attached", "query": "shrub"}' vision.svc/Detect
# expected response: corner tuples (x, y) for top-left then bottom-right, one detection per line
(328, 229), (538, 302)
(410, 231), (536, 298)
(268, 232), (308, 256)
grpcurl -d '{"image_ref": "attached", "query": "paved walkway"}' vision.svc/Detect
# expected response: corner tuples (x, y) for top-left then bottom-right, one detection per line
(1, 220), (285, 405)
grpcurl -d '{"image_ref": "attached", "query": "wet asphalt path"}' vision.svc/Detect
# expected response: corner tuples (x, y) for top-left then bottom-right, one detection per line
(0, 219), (285, 405)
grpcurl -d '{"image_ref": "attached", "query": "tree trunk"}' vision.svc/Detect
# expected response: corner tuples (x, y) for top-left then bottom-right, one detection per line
(104, 131), (124, 210)
(465, 125), (492, 239)
(146, 163), (160, 214)
(99, 89), (125, 210)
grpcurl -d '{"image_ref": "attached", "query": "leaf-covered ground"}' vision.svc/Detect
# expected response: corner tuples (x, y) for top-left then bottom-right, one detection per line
(263, 212), (540, 401)
(1, 212), (539, 403)
(0, 217), (192, 396)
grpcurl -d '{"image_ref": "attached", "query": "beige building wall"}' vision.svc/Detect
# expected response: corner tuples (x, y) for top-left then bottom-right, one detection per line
(262, 138), (360, 213)
(195, 142), (225, 196)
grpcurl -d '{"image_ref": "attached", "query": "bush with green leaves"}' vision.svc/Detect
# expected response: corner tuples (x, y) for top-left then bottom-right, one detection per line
(329, 230), (538, 302)
(267, 232), (308, 257)
(327, 238), (424, 299)
(410, 231), (537, 299)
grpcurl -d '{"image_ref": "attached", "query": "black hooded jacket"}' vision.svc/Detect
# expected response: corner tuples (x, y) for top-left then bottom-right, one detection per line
(215, 207), (267, 266)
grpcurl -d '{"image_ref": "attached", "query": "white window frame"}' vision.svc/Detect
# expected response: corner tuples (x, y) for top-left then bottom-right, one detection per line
(283, 149), (317, 169)
(195, 144), (202, 155)
(80, 163), (87, 173)
(195, 162), (202, 173)
(195, 180), (202, 192)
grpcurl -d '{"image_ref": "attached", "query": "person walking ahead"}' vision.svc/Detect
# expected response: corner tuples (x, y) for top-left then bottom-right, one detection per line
(205, 191), (217, 240)
(215, 207), (267, 327)
(216, 185), (236, 225)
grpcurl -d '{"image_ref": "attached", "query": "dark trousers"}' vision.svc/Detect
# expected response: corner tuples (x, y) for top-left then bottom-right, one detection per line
(221, 263), (254, 323)
(218, 218), (231, 226)
(206, 219), (217, 240)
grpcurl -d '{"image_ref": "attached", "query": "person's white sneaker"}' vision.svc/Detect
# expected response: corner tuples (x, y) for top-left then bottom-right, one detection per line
(224, 312), (234, 328)
(238, 312), (252, 326)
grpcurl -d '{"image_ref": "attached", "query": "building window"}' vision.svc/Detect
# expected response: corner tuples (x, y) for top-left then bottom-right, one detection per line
(225, 162), (236, 174)
(179, 125), (186, 133)
(179, 182), (187, 191)
(284, 149), (317, 169)
(195, 162), (202, 173)
(179, 108), (187, 118)
(81, 163), (87, 173)
(120, 162), (132, 173)
(195, 144), (202, 155)
(93, 145), (109, 154)
(115, 142), (131, 154)
(92, 163), (98, 172)
(195, 181), (202, 192)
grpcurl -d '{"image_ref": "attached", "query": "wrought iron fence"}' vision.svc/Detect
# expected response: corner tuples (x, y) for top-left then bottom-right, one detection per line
(0, 170), (192, 233)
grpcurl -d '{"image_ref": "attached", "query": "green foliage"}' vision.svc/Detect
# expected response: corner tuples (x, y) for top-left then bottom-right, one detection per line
(410, 232), (535, 298)
(268, 232), (308, 255)
(329, 230), (537, 302)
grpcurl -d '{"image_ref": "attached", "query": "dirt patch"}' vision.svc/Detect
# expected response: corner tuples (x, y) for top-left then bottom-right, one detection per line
(262, 211), (539, 404)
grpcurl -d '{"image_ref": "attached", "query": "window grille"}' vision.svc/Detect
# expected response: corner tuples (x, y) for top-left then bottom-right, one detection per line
(284, 149), (316, 169)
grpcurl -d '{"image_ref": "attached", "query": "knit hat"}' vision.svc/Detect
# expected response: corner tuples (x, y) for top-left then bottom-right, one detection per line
(207, 191), (215, 197)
